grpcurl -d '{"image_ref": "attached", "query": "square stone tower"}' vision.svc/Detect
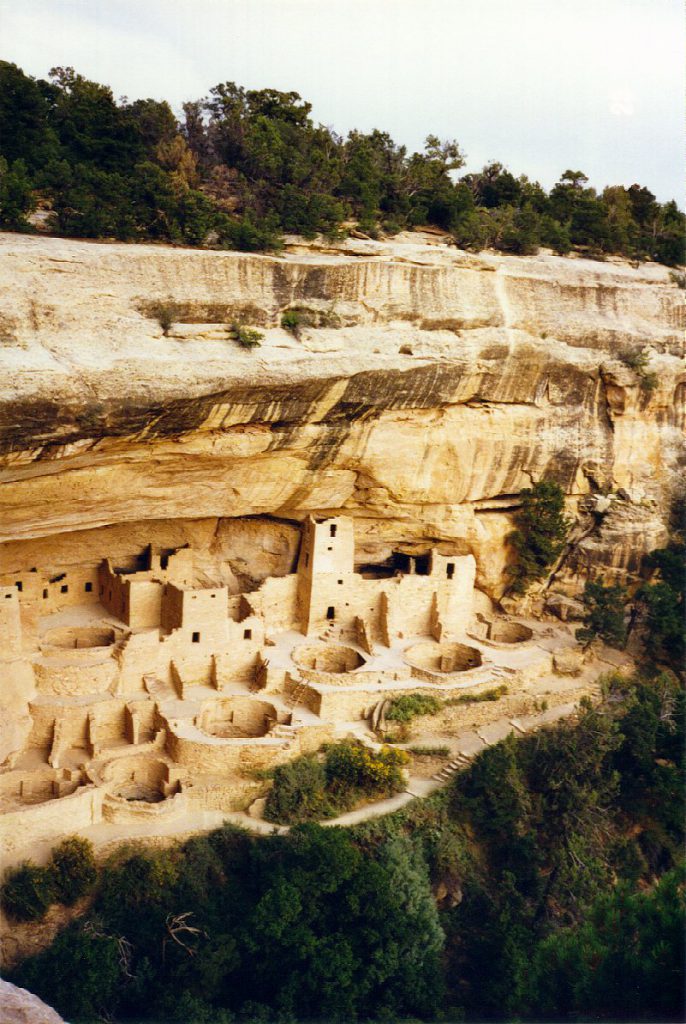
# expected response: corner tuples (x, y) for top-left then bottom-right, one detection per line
(0, 586), (23, 654)
(296, 516), (355, 635)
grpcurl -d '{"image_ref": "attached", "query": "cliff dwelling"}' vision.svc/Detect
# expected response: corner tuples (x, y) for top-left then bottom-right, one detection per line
(0, 513), (589, 866)
(0, 230), (677, 882)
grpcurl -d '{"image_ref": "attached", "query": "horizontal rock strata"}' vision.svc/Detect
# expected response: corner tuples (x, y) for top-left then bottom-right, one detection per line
(0, 232), (683, 598)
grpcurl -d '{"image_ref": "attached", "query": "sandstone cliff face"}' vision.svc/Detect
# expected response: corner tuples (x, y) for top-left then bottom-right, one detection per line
(0, 231), (682, 598)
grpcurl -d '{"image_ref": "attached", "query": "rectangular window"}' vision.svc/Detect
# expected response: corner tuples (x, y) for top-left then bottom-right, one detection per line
(243, 628), (252, 640)
(85, 582), (93, 593)
(326, 606), (335, 620)
(43, 589), (48, 599)
(4, 593), (12, 599)
(60, 584), (68, 594)
(192, 631), (200, 643)
(330, 524), (337, 537)
(338, 579), (343, 584)
(15, 581), (22, 592)
(446, 563), (455, 580)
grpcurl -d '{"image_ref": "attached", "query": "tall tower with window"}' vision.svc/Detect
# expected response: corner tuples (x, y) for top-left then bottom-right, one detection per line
(296, 516), (355, 634)
(0, 586), (23, 655)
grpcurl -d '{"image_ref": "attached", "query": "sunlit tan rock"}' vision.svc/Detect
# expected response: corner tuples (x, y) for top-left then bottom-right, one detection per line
(0, 233), (682, 601)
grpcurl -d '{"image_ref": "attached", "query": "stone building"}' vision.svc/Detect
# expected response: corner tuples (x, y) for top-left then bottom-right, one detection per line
(0, 514), (560, 872)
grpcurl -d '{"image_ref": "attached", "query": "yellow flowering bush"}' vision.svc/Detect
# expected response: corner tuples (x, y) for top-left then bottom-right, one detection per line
(325, 740), (408, 796)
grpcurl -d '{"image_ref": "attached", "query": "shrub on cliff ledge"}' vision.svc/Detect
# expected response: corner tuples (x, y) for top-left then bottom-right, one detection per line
(386, 693), (442, 722)
(265, 740), (409, 824)
(1, 861), (55, 921)
(576, 580), (628, 648)
(325, 739), (408, 796)
(49, 836), (97, 905)
(264, 754), (333, 824)
(230, 322), (263, 348)
(1, 835), (97, 921)
(507, 479), (570, 593)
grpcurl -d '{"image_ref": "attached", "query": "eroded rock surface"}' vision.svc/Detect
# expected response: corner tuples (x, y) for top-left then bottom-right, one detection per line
(0, 231), (682, 599)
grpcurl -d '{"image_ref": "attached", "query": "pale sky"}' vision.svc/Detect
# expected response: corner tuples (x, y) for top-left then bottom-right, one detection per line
(1, 0), (683, 202)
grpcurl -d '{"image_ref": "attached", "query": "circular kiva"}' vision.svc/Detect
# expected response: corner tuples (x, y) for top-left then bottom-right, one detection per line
(486, 620), (533, 644)
(405, 640), (482, 674)
(43, 625), (116, 650)
(106, 757), (169, 803)
(292, 643), (366, 674)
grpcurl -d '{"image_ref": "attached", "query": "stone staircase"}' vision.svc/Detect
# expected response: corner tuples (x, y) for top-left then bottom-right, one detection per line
(432, 751), (473, 783)
(269, 722), (298, 742)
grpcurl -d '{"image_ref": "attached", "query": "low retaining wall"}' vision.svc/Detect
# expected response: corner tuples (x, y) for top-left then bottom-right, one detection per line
(166, 729), (293, 774)
(0, 786), (104, 865)
(102, 789), (188, 824)
(33, 657), (117, 697)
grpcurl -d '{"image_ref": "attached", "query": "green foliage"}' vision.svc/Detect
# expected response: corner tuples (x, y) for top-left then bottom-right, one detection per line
(281, 308), (305, 334)
(385, 692), (442, 722)
(619, 348), (659, 397)
(8, 675), (685, 1023)
(508, 479), (570, 593)
(230, 322), (263, 348)
(12, 824), (443, 1023)
(0, 157), (35, 229)
(640, 370), (659, 395)
(280, 305), (340, 335)
(527, 864), (685, 1022)
(445, 684), (508, 705)
(14, 922), (122, 1021)
(264, 754), (333, 824)
(0, 861), (55, 921)
(498, 202), (541, 255)
(149, 299), (175, 335)
(0, 60), (681, 262)
(621, 346), (649, 371)
(608, 672), (685, 842)
(638, 543), (685, 671)
(576, 579), (628, 647)
(324, 739), (408, 795)
(265, 741), (409, 825)
(219, 212), (283, 252)
(540, 212), (572, 254)
(1, 835), (98, 921)
(49, 836), (97, 905)
(409, 744), (450, 757)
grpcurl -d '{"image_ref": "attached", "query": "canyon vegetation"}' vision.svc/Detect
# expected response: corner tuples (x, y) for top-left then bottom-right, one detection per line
(0, 60), (684, 264)
(0, 50), (683, 1024)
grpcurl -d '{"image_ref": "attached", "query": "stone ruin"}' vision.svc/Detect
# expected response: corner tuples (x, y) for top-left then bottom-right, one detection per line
(0, 515), (565, 865)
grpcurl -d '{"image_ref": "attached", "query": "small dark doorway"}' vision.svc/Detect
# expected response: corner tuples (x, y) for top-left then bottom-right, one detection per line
(192, 631), (200, 643)
(392, 552), (412, 574)
(447, 563), (455, 580)
(326, 606), (335, 620)
(414, 554), (431, 576)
